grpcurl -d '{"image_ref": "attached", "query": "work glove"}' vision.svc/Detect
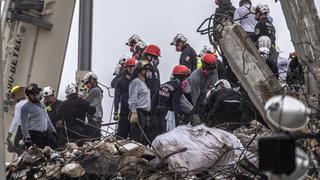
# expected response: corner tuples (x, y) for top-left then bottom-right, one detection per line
(19, 137), (33, 148)
(113, 112), (120, 121)
(130, 111), (138, 124)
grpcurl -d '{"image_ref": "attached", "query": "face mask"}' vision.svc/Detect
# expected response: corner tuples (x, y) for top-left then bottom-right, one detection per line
(130, 46), (135, 53)
(181, 80), (191, 93)
(85, 82), (93, 90)
(175, 45), (182, 52)
(146, 71), (153, 79)
(32, 93), (42, 102)
(202, 68), (209, 76)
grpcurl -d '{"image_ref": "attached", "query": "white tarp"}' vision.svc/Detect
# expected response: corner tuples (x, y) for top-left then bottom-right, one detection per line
(152, 124), (243, 173)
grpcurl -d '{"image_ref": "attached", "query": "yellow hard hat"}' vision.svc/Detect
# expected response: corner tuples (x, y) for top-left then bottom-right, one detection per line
(11, 86), (24, 94)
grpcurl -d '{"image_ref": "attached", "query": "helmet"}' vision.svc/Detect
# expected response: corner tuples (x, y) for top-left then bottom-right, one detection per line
(199, 45), (215, 57)
(11, 86), (24, 94)
(118, 55), (129, 64)
(125, 58), (137, 67)
(65, 83), (77, 96)
(25, 83), (42, 95)
(172, 65), (191, 76)
(258, 36), (271, 49)
(201, 53), (217, 64)
(42, 86), (54, 97)
(214, 79), (231, 89)
(258, 47), (270, 60)
(144, 44), (161, 57)
(255, 4), (270, 15)
(170, 33), (187, 46)
(83, 72), (98, 83)
(239, 0), (251, 7)
(134, 41), (147, 52)
(126, 35), (141, 46)
(264, 95), (311, 132)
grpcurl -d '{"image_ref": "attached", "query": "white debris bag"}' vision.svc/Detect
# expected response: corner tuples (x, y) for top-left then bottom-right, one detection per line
(152, 124), (243, 173)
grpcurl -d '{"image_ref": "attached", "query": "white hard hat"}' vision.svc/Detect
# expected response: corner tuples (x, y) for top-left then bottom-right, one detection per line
(214, 79), (231, 89)
(264, 95), (311, 132)
(258, 47), (270, 61)
(199, 45), (215, 57)
(126, 35), (141, 46)
(83, 72), (98, 83)
(42, 86), (54, 97)
(170, 33), (187, 46)
(256, 4), (270, 15)
(258, 35), (271, 49)
(65, 83), (77, 96)
(118, 55), (129, 64)
(134, 41), (147, 52)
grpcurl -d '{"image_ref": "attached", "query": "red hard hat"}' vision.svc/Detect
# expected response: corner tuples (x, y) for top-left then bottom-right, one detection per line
(125, 58), (137, 66)
(201, 53), (217, 64)
(172, 65), (191, 76)
(144, 44), (161, 57)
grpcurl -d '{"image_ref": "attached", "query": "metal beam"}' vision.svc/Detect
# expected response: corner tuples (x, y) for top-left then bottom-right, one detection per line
(78, 0), (93, 71)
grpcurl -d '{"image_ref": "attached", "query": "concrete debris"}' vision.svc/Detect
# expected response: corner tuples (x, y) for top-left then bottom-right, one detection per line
(61, 162), (85, 177)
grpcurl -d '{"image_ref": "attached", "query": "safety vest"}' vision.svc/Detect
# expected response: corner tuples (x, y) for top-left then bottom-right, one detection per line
(196, 57), (202, 69)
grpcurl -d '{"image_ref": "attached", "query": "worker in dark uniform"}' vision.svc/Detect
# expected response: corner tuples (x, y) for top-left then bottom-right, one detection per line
(286, 52), (305, 91)
(170, 34), (198, 72)
(59, 83), (96, 146)
(132, 44), (161, 102)
(20, 83), (57, 149)
(42, 86), (65, 147)
(111, 55), (128, 88)
(253, 4), (278, 77)
(205, 79), (244, 131)
(114, 58), (137, 139)
(149, 65), (191, 141)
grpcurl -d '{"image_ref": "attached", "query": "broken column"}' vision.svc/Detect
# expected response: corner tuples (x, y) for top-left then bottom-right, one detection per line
(280, 0), (320, 97)
(218, 23), (283, 126)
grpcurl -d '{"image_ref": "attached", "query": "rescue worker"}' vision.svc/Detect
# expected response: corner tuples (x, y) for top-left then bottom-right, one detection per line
(253, 4), (278, 77)
(213, 0), (236, 40)
(234, 0), (256, 41)
(83, 72), (104, 139)
(188, 53), (219, 105)
(42, 86), (65, 147)
(128, 61), (152, 144)
(111, 55), (128, 88)
(198, 45), (227, 80)
(20, 83), (57, 149)
(114, 58), (137, 139)
(205, 79), (244, 130)
(170, 34), (198, 72)
(142, 44), (161, 101)
(126, 35), (142, 55)
(7, 86), (27, 155)
(59, 83), (96, 146)
(133, 41), (147, 61)
(286, 52), (304, 91)
(149, 65), (191, 141)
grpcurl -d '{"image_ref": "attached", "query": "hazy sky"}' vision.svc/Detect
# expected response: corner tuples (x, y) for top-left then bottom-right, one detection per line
(59, 0), (320, 123)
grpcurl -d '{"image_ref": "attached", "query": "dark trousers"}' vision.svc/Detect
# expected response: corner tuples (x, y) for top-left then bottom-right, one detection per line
(86, 116), (102, 139)
(148, 106), (167, 142)
(130, 109), (149, 145)
(29, 130), (57, 149)
(117, 106), (130, 139)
